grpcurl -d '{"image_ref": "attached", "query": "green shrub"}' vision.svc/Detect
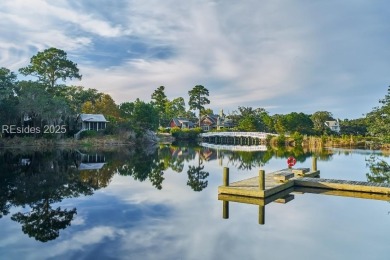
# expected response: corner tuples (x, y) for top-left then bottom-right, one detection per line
(80, 130), (98, 139)
(170, 127), (201, 140)
(158, 127), (171, 133)
(170, 126), (181, 135)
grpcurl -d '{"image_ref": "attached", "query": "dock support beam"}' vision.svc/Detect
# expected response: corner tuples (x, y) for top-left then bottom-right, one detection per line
(259, 170), (265, 190)
(312, 157), (317, 172)
(223, 167), (229, 186)
(259, 206), (265, 225)
(222, 167), (230, 219)
(223, 201), (229, 219)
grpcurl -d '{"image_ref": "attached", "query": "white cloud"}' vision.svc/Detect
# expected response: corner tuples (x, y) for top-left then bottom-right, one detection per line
(29, 226), (125, 259)
(78, 0), (313, 108)
(1, 0), (390, 118)
(2, 0), (125, 37)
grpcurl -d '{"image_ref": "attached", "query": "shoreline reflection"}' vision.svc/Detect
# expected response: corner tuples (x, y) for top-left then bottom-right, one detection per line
(0, 145), (363, 242)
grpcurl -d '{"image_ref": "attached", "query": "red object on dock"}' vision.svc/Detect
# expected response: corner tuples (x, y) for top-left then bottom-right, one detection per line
(287, 156), (296, 167)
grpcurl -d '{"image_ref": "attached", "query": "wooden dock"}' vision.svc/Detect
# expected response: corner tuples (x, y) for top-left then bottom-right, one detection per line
(218, 157), (390, 199)
(218, 169), (318, 198)
(218, 157), (390, 225)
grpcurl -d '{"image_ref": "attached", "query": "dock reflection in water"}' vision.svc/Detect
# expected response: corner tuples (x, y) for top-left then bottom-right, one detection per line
(1, 145), (389, 259)
(219, 187), (390, 225)
(219, 157), (390, 225)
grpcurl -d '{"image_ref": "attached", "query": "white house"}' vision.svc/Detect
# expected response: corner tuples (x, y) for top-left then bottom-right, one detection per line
(324, 120), (340, 133)
(77, 114), (108, 131)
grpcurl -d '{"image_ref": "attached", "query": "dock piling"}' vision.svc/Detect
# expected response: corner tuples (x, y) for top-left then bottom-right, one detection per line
(312, 157), (317, 172)
(222, 168), (229, 219)
(258, 206), (265, 225)
(223, 201), (229, 219)
(259, 170), (265, 190)
(223, 167), (229, 186)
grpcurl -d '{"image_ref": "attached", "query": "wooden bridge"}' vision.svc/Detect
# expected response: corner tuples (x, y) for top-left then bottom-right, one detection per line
(200, 132), (276, 145)
(218, 157), (390, 224)
(200, 142), (267, 152)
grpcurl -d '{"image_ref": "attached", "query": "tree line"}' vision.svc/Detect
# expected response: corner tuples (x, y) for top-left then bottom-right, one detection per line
(0, 47), (389, 143)
(152, 84), (389, 144)
(0, 48), (212, 138)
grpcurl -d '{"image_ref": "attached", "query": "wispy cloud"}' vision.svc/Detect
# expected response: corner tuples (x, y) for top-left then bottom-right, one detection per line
(1, 0), (390, 118)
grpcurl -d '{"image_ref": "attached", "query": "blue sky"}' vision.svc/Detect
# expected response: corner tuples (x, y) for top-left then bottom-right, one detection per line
(1, 0), (390, 119)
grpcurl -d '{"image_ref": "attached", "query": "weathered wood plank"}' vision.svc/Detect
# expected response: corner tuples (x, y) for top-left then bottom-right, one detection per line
(274, 171), (294, 182)
(274, 194), (295, 204)
(303, 170), (320, 177)
(294, 178), (390, 194)
(217, 167), (390, 200)
(218, 187), (295, 206)
(294, 187), (390, 201)
(218, 169), (296, 198)
(292, 168), (310, 176)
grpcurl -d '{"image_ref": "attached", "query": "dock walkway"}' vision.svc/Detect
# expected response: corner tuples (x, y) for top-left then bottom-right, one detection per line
(218, 157), (390, 224)
(218, 158), (390, 199)
(218, 168), (320, 198)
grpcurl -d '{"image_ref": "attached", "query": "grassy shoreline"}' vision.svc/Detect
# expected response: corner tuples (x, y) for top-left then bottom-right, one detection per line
(1, 134), (389, 151)
(0, 136), (135, 148)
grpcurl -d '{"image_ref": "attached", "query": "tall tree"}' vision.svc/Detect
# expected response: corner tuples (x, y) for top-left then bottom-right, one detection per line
(234, 107), (269, 132)
(274, 112), (314, 135)
(55, 86), (102, 113)
(119, 102), (135, 120)
(94, 94), (120, 119)
(366, 86), (390, 142)
(273, 114), (287, 134)
(0, 68), (19, 125)
(339, 118), (367, 136)
(0, 67), (17, 100)
(151, 86), (168, 126)
(165, 97), (186, 119)
(17, 81), (71, 128)
(259, 110), (274, 133)
(238, 116), (259, 132)
(311, 111), (333, 134)
(19, 48), (82, 89)
(81, 94), (120, 120)
(188, 85), (210, 127)
(120, 99), (159, 136)
(201, 108), (214, 116)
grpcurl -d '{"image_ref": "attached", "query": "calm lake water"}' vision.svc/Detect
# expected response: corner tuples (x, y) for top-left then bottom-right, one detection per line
(0, 144), (389, 260)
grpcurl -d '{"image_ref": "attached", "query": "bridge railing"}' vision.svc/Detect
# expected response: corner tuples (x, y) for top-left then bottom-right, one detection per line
(200, 132), (276, 139)
(200, 143), (267, 151)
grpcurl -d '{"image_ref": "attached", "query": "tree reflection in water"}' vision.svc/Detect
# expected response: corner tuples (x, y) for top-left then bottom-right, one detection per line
(11, 201), (76, 242)
(187, 155), (209, 191)
(0, 149), (113, 242)
(0, 144), (333, 242)
(117, 145), (166, 189)
(366, 154), (390, 183)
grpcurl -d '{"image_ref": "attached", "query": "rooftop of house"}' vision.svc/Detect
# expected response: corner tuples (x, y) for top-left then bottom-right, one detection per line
(325, 120), (340, 127)
(78, 163), (106, 170)
(171, 118), (196, 127)
(78, 114), (109, 122)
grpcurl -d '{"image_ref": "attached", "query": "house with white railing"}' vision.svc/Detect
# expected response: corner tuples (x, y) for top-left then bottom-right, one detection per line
(74, 114), (109, 139)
